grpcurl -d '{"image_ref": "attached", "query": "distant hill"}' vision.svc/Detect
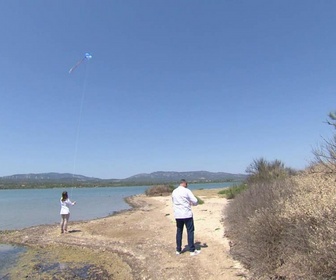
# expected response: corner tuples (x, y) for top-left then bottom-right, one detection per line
(1, 172), (102, 183)
(123, 171), (247, 183)
(0, 171), (247, 188)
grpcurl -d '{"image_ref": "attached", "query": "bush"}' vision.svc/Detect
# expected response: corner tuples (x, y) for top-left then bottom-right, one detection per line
(145, 184), (174, 196)
(224, 170), (336, 279)
(218, 184), (247, 199)
(246, 158), (296, 184)
(225, 179), (293, 278)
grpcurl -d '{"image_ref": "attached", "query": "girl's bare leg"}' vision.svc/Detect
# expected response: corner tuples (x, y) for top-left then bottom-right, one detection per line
(61, 214), (70, 233)
(60, 215), (65, 233)
(64, 213), (70, 232)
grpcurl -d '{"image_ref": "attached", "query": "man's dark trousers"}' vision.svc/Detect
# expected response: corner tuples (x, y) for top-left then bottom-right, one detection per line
(175, 217), (195, 252)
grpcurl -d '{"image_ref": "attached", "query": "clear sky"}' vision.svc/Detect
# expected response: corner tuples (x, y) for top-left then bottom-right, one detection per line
(1, 1), (335, 179)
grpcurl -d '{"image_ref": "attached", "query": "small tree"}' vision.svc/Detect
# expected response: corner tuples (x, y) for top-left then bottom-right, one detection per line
(313, 111), (336, 172)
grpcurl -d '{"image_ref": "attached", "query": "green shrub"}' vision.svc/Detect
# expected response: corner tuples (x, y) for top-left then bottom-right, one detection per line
(195, 196), (204, 205)
(218, 184), (247, 199)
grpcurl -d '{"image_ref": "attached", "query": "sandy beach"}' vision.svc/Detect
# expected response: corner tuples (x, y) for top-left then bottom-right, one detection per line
(0, 189), (245, 279)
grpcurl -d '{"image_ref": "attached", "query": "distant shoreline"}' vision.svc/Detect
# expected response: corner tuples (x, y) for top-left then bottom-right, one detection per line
(0, 180), (241, 190)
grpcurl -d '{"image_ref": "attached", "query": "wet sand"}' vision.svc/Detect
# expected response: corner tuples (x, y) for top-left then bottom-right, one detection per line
(0, 189), (245, 279)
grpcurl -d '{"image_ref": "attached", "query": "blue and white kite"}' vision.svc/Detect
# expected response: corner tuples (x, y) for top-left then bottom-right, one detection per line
(69, 53), (92, 74)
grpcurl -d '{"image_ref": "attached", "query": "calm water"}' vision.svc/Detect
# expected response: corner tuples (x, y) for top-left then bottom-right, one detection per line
(0, 182), (234, 231)
(0, 186), (147, 231)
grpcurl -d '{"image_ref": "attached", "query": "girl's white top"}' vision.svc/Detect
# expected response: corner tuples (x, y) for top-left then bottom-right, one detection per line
(172, 186), (198, 219)
(60, 198), (75, 215)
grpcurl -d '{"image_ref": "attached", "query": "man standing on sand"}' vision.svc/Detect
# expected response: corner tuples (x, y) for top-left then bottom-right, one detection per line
(172, 179), (201, 256)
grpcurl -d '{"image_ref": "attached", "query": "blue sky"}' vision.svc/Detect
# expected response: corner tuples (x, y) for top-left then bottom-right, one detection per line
(1, 1), (335, 179)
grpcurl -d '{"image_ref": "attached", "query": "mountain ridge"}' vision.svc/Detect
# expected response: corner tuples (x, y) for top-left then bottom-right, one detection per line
(124, 170), (246, 183)
(0, 171), (247, 188)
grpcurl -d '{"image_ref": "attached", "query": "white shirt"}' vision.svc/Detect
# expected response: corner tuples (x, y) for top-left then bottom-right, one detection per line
(172, 185), (198, 219)
(60, 198), (75, 215)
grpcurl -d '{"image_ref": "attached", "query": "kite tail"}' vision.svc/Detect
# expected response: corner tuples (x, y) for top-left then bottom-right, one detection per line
(69, 57), (85, 74)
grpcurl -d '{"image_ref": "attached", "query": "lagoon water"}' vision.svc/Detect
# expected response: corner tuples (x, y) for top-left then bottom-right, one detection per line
(0, 182), (234, 231)
(0, 186), (147, 231)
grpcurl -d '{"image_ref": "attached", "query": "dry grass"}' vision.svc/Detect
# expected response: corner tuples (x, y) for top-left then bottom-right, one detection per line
(224, 168), (336, 279)
(277, 170), (336, 279)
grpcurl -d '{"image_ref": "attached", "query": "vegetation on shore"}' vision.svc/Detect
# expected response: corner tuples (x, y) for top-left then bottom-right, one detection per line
(145, 184), (205, 205)
(0, 178), (240, 190)
(0, 181), (150, 190)
(218, 183), (247, 199)
(145, 184), (175, 196)
(224, 112), (336, 279)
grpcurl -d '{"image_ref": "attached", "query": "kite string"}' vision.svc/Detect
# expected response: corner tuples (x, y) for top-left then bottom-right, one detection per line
(71, 63), (90, 194)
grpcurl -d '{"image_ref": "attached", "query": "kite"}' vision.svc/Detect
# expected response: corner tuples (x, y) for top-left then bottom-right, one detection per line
(69, 53), (92, 74)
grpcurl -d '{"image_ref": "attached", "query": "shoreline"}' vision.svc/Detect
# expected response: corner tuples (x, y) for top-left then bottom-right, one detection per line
(0, 194), (144, 234)
(0, 182), (236, 232)
(0, 190), (246, 279)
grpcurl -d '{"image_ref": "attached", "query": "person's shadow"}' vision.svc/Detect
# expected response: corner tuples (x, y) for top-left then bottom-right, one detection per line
(67, 229), (81, 233)
(195, 241), (208, 250)
(182, 242), (208, 253)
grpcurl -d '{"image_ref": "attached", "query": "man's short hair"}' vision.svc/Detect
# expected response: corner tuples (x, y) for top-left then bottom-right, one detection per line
(180, 179), (187, 184)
